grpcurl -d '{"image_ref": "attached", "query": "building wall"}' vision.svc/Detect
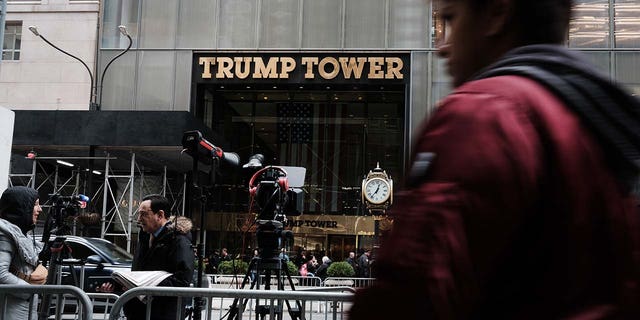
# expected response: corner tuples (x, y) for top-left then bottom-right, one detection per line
(97, 0), (436, 138)
(0, 0), (98, 110)
(97, 0), (640, 130)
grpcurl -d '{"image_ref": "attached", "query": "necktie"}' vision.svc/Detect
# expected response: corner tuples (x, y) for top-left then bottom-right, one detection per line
(149, 233), (154, 247)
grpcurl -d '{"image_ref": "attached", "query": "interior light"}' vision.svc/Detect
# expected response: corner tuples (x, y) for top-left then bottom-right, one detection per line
(92, 170), (102, 175)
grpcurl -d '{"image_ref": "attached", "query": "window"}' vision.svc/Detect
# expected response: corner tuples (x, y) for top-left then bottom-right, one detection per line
(3, 22), (22, 61)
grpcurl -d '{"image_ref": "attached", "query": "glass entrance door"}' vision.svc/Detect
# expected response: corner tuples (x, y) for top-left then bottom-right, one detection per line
(328, 235), (357, 263)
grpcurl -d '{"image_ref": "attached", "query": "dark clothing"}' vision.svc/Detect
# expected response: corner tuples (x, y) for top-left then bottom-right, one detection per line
(0, 186), (38, 235)
(345, 257), (358, 275)
(316, 261), (331, 280)
(293, 254), (306, 268)
(357, 254), (369, 278)
(124, 216), (194, 320)
(350, 46), (640, 320)
(206, 253), (220, 274)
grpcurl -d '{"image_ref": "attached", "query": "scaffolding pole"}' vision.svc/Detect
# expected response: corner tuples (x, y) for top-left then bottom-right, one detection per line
(9, 153), (186, 252)
(101, 153), (137, 252)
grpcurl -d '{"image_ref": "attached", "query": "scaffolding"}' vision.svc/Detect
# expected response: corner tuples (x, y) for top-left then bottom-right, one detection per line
(8, 152), (185, 253)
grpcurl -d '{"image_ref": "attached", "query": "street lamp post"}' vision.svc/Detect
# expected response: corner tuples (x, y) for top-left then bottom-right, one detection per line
(28, 25), (133, 111)
(98, 25), (133, 110)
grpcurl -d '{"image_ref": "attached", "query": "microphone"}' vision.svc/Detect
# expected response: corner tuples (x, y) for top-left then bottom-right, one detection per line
(75, 194), (89, 209)
(50, 194), (90, 202)
(197, 139), (240, 167)
(219, 150), (240, 167)
(182, 130), (240, 167)
(74, 194), (90, 202)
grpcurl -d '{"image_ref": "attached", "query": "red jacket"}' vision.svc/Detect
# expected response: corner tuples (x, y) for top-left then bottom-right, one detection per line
(350, 76), (640, 319)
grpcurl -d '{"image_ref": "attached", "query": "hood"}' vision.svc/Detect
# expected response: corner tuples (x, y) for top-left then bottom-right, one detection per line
(0, 186), (38, 235)
(167, 215), (193, 234)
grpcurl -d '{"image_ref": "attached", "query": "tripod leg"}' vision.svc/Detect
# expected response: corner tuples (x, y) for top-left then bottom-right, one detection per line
(229, 258), (258, 320)
(38, 249), (62, 320)
(282, 264), (304, 320)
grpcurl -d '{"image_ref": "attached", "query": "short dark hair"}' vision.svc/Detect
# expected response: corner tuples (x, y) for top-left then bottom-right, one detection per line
(469, 0), (572, 45)
(142, 194), (172, 218)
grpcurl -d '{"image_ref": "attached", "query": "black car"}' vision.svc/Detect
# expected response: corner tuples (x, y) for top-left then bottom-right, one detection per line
(42, 236), (133, 292)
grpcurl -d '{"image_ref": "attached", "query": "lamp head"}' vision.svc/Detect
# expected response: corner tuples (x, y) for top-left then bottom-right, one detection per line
(118, 25), (128, 36)
(28, 26), (40, 37)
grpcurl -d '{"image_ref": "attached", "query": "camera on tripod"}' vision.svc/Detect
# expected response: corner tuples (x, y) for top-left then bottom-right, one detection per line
(246, 154), (305, 260)
(42, 193), (89, 239)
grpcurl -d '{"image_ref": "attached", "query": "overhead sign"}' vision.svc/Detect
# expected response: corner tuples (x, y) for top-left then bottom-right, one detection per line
(193, 52), (409, 84)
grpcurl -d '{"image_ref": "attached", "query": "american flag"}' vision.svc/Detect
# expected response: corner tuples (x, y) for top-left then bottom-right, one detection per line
(277, 103), (313, 144)
(276, 102), (359, 215)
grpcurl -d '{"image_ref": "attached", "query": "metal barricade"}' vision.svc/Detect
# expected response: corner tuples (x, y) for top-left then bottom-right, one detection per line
(323, 277), (376, 288)
(108, 286), (353, 320)
(43, 292), (121, 320)
(87, 293), (122, 320)
(210, 274), (323, 289)
(0, 284), (93, 320)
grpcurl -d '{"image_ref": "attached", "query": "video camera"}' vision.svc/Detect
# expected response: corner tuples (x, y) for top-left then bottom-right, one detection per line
(40, 193), (89, 242)
(39, 193), (89, 266)
(246, 154), (305, 259)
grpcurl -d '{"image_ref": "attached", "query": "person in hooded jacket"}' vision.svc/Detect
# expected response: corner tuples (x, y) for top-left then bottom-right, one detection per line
(98, 194), (194, 320)
(0, 186), (48, 320)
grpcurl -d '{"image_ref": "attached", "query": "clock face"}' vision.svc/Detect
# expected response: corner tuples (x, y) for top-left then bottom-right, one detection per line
(364, 178), (391, 204)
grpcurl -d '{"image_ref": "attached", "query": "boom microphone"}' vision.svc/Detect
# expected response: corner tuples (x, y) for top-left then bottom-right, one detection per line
(182, 130), (240, 167)
(50, 193), (90, 202)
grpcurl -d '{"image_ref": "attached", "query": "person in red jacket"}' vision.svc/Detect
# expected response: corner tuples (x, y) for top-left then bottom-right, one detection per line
(349, 0), (640, 319)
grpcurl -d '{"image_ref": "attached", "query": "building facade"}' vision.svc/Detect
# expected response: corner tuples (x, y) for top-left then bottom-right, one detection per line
(3, 0), (640, 262)
(1, 0), (99, 110)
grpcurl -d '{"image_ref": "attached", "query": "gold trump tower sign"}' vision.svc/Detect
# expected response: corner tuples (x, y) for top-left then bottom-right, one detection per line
(193, 53), (409, 84)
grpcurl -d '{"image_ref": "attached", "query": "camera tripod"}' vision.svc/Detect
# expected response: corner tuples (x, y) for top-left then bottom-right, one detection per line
(37, 236), (85, 320)
(228, 254), (304, 320)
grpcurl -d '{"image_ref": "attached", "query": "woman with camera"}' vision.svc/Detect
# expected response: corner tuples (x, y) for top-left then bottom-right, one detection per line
(0, 186), (48, 320)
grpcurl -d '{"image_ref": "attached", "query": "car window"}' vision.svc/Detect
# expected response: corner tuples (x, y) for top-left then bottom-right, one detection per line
(65, 241), (95, 260)
(86, 239), (133, 264)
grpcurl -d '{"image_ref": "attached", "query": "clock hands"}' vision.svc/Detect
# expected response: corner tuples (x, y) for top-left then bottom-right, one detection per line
(373, 184), (381, 195)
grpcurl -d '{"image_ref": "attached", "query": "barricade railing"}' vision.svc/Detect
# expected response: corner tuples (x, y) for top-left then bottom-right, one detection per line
(87, 293), (122, 320)
(0, 284), (93, 320)
(45, 292), (121, 320)
(108, 286), (354, 320)
(210, 274), (323, 288)
(323, 277), (375, 288)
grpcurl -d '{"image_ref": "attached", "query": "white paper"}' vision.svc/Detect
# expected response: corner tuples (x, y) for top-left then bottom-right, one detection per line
(111, 270), (172, 301)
